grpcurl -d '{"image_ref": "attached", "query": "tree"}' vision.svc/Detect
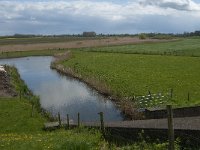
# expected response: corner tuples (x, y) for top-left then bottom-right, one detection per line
(82, 32), (96, 37)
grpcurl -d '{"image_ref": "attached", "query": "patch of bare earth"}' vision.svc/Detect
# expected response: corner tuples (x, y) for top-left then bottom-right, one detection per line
(0, 66), (17, 97)
(0, 37), (172, 52)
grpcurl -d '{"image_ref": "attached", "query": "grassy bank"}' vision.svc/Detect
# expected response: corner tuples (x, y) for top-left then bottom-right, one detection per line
(0, 98), (176, 150)
(0, 97), (180, 150)
(61, 51), (200, 108)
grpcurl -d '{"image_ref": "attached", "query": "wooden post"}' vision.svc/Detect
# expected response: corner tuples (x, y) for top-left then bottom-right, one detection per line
(67, 114), (69, 129)
(31, 103), (34, 117)
(188, 92), (190, 101)
(167, 105), (174, 150)
(58, 112), (61, 127)
(148, 90), (151, 96)
(148, 90), (152, 100)
(77, 112), (80, 127)
(98, 112), (105, 135)
(170, 89), (173, 99)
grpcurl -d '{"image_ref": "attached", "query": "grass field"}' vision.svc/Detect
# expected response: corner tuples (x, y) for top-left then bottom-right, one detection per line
(78, 37), (200, 57)
(61, 51), (200, 108)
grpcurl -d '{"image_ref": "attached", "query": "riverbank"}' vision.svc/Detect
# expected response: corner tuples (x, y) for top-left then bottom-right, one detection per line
(51, 51), (143, 120)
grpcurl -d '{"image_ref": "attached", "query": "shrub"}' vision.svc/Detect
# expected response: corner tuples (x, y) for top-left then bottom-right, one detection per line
(139, 33), (147, 40)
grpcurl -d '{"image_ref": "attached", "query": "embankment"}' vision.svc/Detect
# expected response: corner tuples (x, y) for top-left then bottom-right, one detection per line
(1, 65), (49, 118)
(51, 51), (143, 120)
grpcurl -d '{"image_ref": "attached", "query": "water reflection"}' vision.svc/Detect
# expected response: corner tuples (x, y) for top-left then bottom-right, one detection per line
(0, 56), (123, 121)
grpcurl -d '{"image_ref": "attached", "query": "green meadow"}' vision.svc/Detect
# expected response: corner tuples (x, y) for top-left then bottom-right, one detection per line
(61, 40), (200, 107)
(78, 37), (200, 57)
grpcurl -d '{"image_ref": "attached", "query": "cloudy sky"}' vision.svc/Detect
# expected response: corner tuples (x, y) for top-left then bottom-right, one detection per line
(0, 0), (200, 35)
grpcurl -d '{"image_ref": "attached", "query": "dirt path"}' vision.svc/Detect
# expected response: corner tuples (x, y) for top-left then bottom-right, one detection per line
(0, 37), (171, 52)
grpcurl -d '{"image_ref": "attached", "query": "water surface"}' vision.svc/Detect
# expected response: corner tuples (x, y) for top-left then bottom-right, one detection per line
(0, 56), (123, 122)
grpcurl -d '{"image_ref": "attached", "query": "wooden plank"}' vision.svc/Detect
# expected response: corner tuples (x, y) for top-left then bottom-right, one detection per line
(167, 105), (174, 150)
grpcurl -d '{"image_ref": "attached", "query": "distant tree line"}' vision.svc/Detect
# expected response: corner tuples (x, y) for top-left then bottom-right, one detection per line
(182, 31), (200, 37)
(0, 30), (200, 39)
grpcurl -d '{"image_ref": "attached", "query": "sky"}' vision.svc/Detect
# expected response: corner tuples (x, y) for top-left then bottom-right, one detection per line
(0, 0), (200, 35)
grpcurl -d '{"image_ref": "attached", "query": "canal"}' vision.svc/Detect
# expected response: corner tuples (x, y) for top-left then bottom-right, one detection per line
(0, 56), (123, 122)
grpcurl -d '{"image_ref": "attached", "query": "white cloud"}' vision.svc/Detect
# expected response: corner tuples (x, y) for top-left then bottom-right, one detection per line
(0, 0), (200, 35)
(139, 0), (200, 11)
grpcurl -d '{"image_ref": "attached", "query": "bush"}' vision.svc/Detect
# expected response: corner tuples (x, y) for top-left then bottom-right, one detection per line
(139, 33), (147, 40)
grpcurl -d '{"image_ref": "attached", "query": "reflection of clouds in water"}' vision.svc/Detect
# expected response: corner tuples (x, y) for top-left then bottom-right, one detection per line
(39, 76), (122, 121)
(39, 78), (92, 108)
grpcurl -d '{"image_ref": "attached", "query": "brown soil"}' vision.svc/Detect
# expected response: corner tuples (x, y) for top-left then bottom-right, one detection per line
(0, 66), (17, 97)
(0, 37), (171, 52)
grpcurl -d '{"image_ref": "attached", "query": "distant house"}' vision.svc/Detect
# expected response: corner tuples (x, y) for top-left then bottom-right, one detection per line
(82, 32), (96, 37)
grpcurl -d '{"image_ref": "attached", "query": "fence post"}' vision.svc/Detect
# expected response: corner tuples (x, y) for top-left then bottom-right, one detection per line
(170, 89), (173, 99)
(58, 112), (61, 127)
(148, 90), (151, 95)
(148, 90), (152, 100)
(98, 112), (105, 135)
(78, 112), (80, 128)
(167, 105), (174, 150)
(188, 92), (190, 101)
